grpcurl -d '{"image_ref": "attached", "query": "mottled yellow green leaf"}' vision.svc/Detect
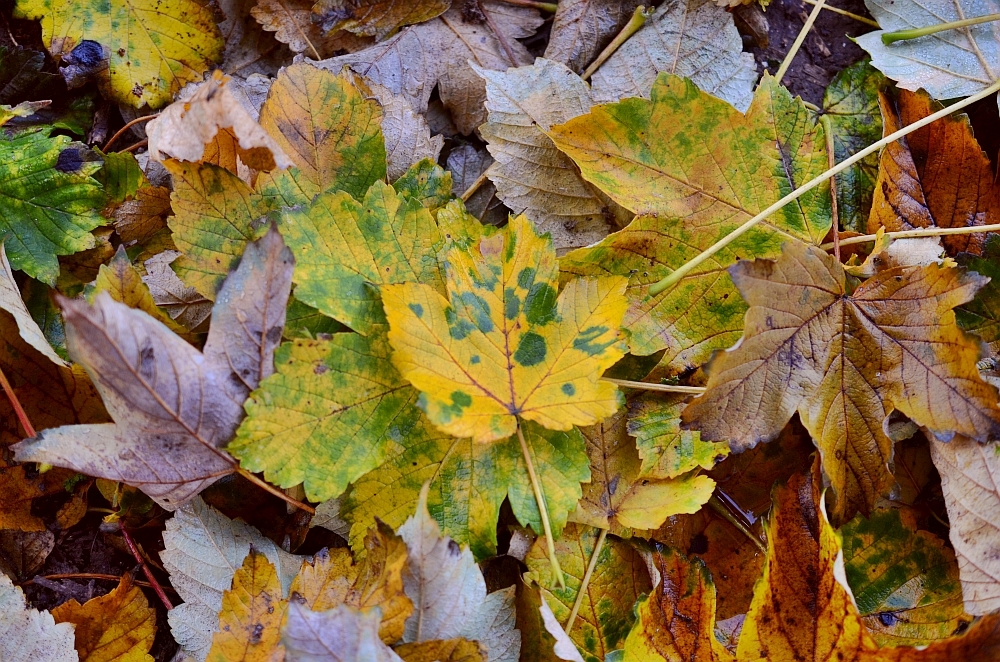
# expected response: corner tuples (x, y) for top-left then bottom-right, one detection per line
(52, 574), (156, 662)
(13, 0), (223, 108)
(383, 215), (628, 443)
(206, 551), (286, 662)
(627, 394), (729, 481)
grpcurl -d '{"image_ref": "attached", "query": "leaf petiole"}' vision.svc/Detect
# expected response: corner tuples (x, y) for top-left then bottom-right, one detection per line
(647, 76), (1000, 297)
(602, 378), (706, 394)
(582, 6), (654, 80)
(821, 222), (1000, 249)
(881, 13), (1000, 45)
(516, 420), (566, 589)
(565, 527), (607, 633)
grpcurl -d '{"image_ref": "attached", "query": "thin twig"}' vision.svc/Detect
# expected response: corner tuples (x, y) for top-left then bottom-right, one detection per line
(480, 0), (520, 66)
(800, 0), (879, 27)
(821, 115), (841, 262)
(709, 493), (766, 554)
(582, 6), (652, 80)
(462, 171), (490, 202)
(602, 378), (706, 394)
(775, 0), (827, 84)
(516, 421), (565, 589)
(103, 114), (158, 151)
(120, 526), (173, 610)
(237, 467), (316, 514)
(24, 573), (178, 594)
(0, 364), (36, 438)
(565, 527), (607, 634)
(120, 139), (148, 153)
(647, 77), (1000, 297)
(498, 0), (558, 11)
(821, 222), (1000, 249)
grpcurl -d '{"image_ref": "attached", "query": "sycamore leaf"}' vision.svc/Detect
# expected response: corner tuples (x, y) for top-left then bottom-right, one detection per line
(394, 639), (486, 662)
(12, 0), (223, 108)
(342, 418), (590, 559)
(0, 243), (66, 366)
(868, 89), (1000, 256)
(148, 72), (291, 173)
(90, 246), (188, 337)
(588, 0), (756, 111)
(620, 549), (733, 662)
(0, 129), (106, 284)
(314, 0), (451, 40)
(282, 602), (403, 662)
(543, 0), (644, 74)
(163, 497), (305, 662)
(392, 160), (453, 213)
(857, 0), (1000, 100)
(315, 1), (543, 135)
(627, 394), (729, 481)
(682, 241), (1000, 522)
(573, 406), (718, 535)
(96, 151), (145, 211)
(475, 58), (627, 250)
(280, 180), (444, 335)
(556, 74), (831, 375)
(821, 60), (886, 234)
(289, 522), (412, 643)
(397, 485), (521, 659)
(383, 215), (628, 443)
(841, 508), (971, 646)
(165, 160), (271, 300)
(13, 227), (293, 508)
(256, 63), (386, 206)
(206, 550), (287, 662)
(526, 523), (651, 660)
(929, 435), (1000, 615)
(956, 234), (1000, 343)
(51, 574), (156, 662)
(0, 573), (76, 662)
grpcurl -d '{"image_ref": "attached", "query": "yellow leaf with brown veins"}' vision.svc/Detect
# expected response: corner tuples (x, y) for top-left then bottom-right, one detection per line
(52, 574), (156, 662)
(206, 551), (286, 662)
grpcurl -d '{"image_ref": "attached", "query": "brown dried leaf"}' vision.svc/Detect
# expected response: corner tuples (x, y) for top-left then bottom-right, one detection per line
(543, 0), (644, 74)
(0, 529), (55, 582)
(113, 185), (171, 246)
(252, 0), (328, 57)
(314, 0), (452, 40)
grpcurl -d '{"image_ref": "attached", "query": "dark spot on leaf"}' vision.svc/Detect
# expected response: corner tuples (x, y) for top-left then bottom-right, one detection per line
(688, 533), (709, 555)
(447, 539), (461, 556)
(561, 383), (575, 396)
(524, 283), (557, 325)
(55, 148), (85, 173)
(314, 364), (328, 375)
(139, 345), (155, 380)
(266, 326), (282, 344)
(514, 332), (546, 367)
(65, 40), (104, 68)
(409, 303), (423, 318)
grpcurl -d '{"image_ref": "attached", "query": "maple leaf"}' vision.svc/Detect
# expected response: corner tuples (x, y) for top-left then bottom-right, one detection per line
(314, 0), (452, 40)
(868, 88), (1000, 255)
(52, 573), (157, 662)
(383, 214), (628, 442)
(555, 74), (831, 376)
(13, 0), (223, 108)
(840, 508), (971, 646)
(0, 462), (74, 532)
(682, 241), (1000, 522)
(206, 550), (287, 662)
(281, 602), (403, 662)
(0, 129), (105, 284)
(12, 227), (293, 508)
(627, 393), (729, 481)
(543, 0), (644, 74)
(0, 573), (76, 662)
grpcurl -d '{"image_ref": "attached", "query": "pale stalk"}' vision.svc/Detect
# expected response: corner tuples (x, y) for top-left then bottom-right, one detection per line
(801, 0), (879, 27)
(462, 171), (490, 201)
(517, 420), (566, 589)
(821, 115), (840, 261)
(821, 222), (1000, 249)
(498, 0), (558, 11)
(602, 378), (705, 394)
(648, 77), (1000, 297)
(882, 12), (1000, 44)
(565, 527), (608, 634)
(775, 0), (827, 84)
(581, 6), (653, 80)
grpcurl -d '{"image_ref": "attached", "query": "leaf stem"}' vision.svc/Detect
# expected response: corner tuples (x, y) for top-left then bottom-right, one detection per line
(821, 222), (1000, 249)
(647, 76), (1000, 297)
(581, 6), (653, 80)
(709, 492), (766, 554)
(602, 378), (706, 394)
(236, 467), (315, 514)
(565, 527), (607, 634)
(480, 0), (520, 66)
(120, 139), (148, 154)
(102, 113), (158, 152)
(120, 525), (174, 609)
(498, 0), (558, 11)
(516, 420), (565, 589)
(775, 0), (827, 84)
(821, 115), (840, 261)
(462, 170), (490, 201)
(801, 0), (879, 27)
(0, 364), (36, 438)
(24, 573), (179, 593)
(881, 12), (1000, 44)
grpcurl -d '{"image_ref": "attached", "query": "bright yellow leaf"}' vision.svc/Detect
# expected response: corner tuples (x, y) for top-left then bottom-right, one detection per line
(206, 551), (286, 662)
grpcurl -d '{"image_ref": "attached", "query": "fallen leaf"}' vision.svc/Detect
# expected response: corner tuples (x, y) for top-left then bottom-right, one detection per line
(0, 572), (76, 662)
(543, 0), (644, 74)
(13, 0), (223, 107)
(51, 573), (157, 662)
(0, 129), (105, 284)
(147, 72), (293, 173)
(383, 214), (628, 442)
(538, 597), (584, 662)
(394, 638), (486, 662)
(13, 227), (293, 508)
(475, 58), (628, 250)
(683, 241), (1000, 522)
(0, 463), (75, 532)
(218, 0), (285, 78)
(392, 159), (453, 213)
(0, 243), (66, 365)
(868, 88), (1000, 255)
(0, 528), (54, 581)
(314, 0), (451, 40)
(315, 1), (543, 135)
(526, 523), (651, 659)
(627, 393), (729, 481)
(956, 234), (1000, 343)
(140, 250), (214, 333)
(89, 246), (189, 337)
(206, 550), (287, 662)
(163, 497), (305, 661)
(113, 185), (172, 245)
(251, 0), (329, 58)
(588, 0), (756, 112)
(840, 507), (971, 646)
(857, 0), (1000, 100)
(445, 145), (506, 227)
(281, 601), (403, 662)
(556, 74), (831, 375)
(96, 151), (145, 213)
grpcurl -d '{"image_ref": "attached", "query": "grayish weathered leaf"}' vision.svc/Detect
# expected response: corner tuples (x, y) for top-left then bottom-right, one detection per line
(282, 602), (403, 662)
(544, 0), (645, 74)
(0, 573), (76, 662)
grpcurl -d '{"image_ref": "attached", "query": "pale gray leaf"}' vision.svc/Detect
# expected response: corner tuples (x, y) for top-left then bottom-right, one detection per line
(282, 602), (403, 662)
(544, 0), (644, 74)
(0, 574), (76, 662)
(458, 586), (521, 662)
(539, 597), (585, 662)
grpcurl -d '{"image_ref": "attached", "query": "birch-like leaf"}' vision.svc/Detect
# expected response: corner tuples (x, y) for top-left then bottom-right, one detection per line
(857, 0), (1000, 100)
(0, 573), (76, 662)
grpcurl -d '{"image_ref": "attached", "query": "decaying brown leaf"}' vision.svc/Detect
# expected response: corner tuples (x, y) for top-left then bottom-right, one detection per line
(314, 0), (452, 40)
(543, 0), (644, 74)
